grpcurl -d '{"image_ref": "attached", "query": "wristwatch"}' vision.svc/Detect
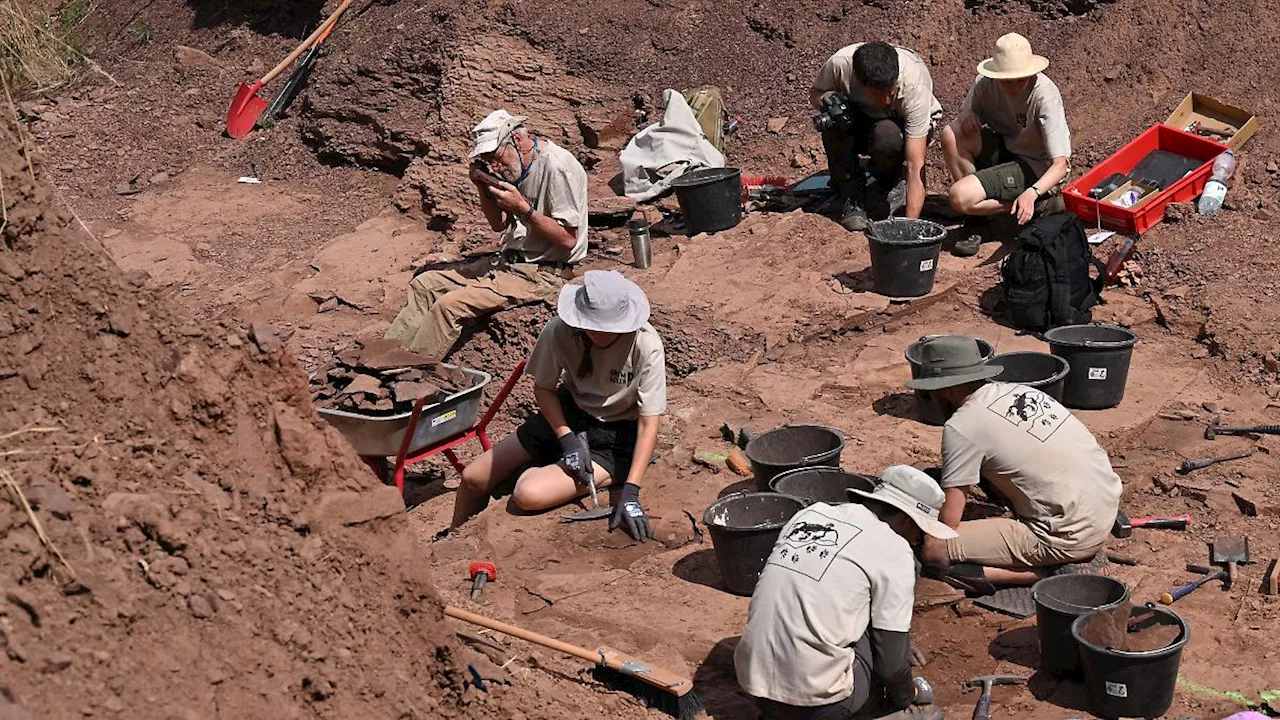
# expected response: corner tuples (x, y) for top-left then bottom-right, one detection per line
(516, 205), (534, 222)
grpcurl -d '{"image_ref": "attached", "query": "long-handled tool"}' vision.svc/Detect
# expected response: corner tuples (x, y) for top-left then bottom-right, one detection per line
(225, 0), (354, 138)
(1205, 415), (1280, 440)
(966, 674), (1025, 720)
(1178, 449), (1254, 474)
(562, 433), (612, 522)
(259, 15), (340, 127)
(443, 605), (701, 718)
(1159, 563), (1228, 604)
(1211, 535), (1253, 589)
(1111, 511), (1190, 538)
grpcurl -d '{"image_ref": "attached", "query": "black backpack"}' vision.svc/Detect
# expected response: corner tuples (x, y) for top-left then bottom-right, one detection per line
(1001, 213), (1103, 330)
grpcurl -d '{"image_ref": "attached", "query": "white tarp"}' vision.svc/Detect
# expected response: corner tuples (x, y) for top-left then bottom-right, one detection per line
(620, 89), (725, 201)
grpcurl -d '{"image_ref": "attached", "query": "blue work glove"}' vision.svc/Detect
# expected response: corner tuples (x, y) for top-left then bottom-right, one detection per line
(557, 432), (592, 486)
(609, 483), (650, 542)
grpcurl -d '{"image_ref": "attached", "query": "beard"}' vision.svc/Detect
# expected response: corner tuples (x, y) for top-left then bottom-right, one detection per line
(494, 157), (522, 183)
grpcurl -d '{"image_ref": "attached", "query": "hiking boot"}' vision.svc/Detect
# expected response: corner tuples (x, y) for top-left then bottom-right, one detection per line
(940, 562), (998, 596)
(952, 233), (982, 258)
(839, 199), (869, 232)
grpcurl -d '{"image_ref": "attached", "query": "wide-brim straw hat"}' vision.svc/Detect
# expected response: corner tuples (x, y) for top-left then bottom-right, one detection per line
(977, 33), (1050, 80)
(848, 465), (959, 540)
(557, 270), (651, 334)
(905, 335), (1003, 391)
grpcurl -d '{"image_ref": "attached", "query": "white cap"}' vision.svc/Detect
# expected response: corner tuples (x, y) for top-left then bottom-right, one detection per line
(848, 465), (959, 540)
(470, 109), (528, 158)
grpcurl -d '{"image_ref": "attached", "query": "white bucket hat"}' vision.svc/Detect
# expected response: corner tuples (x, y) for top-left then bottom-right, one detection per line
(977, 33), (1050, 80)
(470, 109), (528, 158)
(557, 270), (651, 333)
(848, 465), (959, 540)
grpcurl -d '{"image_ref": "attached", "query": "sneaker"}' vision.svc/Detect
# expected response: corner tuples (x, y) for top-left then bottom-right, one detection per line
(839, 200), (869, 231)
(952, 233), (982, 258)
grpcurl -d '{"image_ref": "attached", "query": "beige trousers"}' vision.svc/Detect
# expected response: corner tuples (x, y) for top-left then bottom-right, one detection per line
(384, 256), (565, 361)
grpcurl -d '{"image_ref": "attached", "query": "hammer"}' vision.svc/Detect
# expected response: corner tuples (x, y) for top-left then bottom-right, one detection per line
(1177, 449), (1254, 474)
(1112, 510), (1190, 538)
(967, 674), (1025, 720)
(1205, 415), (1280, 440)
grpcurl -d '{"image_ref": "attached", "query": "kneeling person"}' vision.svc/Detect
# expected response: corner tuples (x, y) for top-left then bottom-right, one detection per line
(735, 466), (953, 720)
(909, 336), (1122, 592)
(452, 271), (665, 541)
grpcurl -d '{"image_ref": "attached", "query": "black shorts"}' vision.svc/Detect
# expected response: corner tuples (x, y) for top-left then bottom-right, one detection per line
(514, 388), (639, 483)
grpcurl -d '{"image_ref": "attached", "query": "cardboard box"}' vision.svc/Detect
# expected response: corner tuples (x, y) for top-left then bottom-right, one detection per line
(1100, 180), (1160, 213)
(1164, 92), (1258, 149)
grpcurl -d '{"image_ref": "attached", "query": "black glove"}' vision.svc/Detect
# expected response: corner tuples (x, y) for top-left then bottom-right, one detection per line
(609, 483), (650, 542)
(558, 432), (592, 486)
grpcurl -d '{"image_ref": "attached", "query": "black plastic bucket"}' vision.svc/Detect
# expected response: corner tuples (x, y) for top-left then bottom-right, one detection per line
(867, 218), (947, 298)
(905, 336), (996, 426)
(702, 492), (806, 595)
(990, 351), (1072, 403)
(671, 167), (743, 235)
(745, 425), (845, 491)
(1044, 324), (1138, 410)
(1032, 574), (1130, 679)
(1072, 605), (1189, 719)
(768, 467), (875, 505)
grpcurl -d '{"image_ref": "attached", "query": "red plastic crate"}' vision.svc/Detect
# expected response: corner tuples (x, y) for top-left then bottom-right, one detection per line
(1064, 124), (1229, 235)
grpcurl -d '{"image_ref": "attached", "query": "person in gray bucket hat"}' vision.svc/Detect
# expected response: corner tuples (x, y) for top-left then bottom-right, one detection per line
(452, 271), (666, 541)
(907, 336), (1122, 595)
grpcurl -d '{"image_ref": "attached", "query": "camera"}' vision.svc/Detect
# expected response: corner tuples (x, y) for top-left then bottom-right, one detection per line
(813, 93), (854, 132)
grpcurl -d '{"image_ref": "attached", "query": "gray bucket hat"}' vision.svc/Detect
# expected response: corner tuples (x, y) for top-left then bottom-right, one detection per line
(905, 336), (1004, 391)
(557, 270), (651, 333)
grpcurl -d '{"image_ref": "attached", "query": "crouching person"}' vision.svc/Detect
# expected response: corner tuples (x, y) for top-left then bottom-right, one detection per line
(735, 466), (954, 720)
(451, 271), (665, 541)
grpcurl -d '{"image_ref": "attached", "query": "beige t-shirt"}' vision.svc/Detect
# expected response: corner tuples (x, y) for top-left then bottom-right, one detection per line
(961, 74), (1071, 178)
(812, 43), (944, 139)
(735, 502), (915, 706)
(526, 317), (666, 422)
(504, 140), (589, 264)
(941, 382), (1121, 551)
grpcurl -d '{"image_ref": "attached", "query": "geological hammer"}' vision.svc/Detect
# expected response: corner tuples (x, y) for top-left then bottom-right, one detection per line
(1112, 510), (1190, 539)
(967, 674), (1025, 720)
(1205, 415), (1280, 440)
(1177, 449), (1254, 474)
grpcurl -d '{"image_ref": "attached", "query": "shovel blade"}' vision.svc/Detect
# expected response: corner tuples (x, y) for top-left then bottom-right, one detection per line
(562, 505), (613, 523)
(1211, 535), (1250, 564)
(226, 81), (267, 138)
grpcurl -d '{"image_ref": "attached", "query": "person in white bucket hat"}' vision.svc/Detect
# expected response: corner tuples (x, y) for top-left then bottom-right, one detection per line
(385, 109), (589, 361)
(941, 33), (1072, 257)
(452, 271), (666, 542)
(735, 465), (952, 720)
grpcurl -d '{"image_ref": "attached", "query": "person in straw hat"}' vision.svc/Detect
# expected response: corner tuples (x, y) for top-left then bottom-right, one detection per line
(906, 336), (1121, 595)
(735, 465), (953, 720)
(941, 33), (1071, 257)
(451, 270), (665, 541)
(385, 109), (588, 360)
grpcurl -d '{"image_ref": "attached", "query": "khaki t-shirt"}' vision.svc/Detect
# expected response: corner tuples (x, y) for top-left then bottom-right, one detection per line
(812, 43), (944, 139)
(961, 74), (1071, 178)
(735, 502), (915, 707)
(941, 382), (1121, 551)
(526, 317), (666, 422)
(504, 140), (589, 264)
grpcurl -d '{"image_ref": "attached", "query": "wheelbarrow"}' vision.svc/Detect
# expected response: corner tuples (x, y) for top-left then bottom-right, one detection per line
(317, 360), (527, 493)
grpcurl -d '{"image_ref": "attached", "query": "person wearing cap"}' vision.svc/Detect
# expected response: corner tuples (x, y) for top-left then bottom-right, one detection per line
(385, 109), (589, 360)
(811, 41), (944, 231)
(907, 336), (1122, 593)
(941, 33), (1071, 257)
(451, 271), (664, 541)
(735, 466), (953, 720)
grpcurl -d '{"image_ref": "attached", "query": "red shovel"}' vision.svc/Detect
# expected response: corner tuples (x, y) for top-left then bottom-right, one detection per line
(225, 0), (354, 138)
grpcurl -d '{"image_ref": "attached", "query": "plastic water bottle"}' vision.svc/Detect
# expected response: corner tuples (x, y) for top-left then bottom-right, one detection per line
(1197, 149), (1236, 215)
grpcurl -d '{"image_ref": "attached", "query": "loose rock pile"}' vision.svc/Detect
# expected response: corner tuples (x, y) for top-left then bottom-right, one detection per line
(310, 338), (473, 414)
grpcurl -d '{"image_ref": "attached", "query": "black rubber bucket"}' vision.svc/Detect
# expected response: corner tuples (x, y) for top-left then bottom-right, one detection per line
(1044, 324), (1138, 410)
(1072, 605), (1189, 719)
(702, 492), (806, 596)
(905, 336), (995, 426)
(867, 218), (947, 298)
(1032, 574), (1130, 679)
(768, 467), (875, 505)
(745, 425), (845, 491)
(990, 351), (1072, 403)
(671, 167), (743, 235)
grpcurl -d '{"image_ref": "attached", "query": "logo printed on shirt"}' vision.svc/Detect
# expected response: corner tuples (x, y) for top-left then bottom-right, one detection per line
(609, 369), (634, 385)
(1016, 112), (1028, 128)
(986, 387), (1067, 442)
(766, 509), (863, 582)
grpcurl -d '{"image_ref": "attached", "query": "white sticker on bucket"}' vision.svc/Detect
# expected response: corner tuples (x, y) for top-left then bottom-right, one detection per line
(919, 259), (935, 272)
(1088, 367), (1108, 381)
(430, 409), (458, 427)
(1105, 681), (1128, 698)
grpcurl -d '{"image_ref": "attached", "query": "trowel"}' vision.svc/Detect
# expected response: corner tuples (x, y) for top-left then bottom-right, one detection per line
(1211, 535), (1252, 589)
(562, 433), (612, 522)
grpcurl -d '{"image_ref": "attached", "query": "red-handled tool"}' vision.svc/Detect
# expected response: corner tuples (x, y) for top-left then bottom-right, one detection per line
(1112, 511), (1191, 538)
(469, 561), (496, 601)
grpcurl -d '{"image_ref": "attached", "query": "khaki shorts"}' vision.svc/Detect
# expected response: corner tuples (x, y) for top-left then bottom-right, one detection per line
(945, 518), (1101, 569)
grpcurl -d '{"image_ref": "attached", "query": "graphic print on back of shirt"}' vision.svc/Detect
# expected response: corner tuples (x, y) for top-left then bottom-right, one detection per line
(986, 385), (1066, 442)
(765, 509), (863, 582)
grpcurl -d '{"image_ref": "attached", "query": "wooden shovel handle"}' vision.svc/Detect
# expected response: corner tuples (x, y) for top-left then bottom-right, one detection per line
(257, 0), (354, 86)
(443, 605), (600, 665)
